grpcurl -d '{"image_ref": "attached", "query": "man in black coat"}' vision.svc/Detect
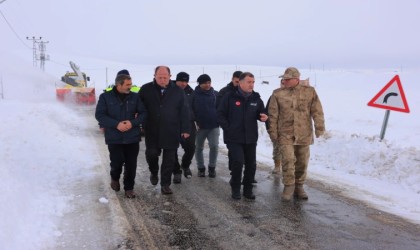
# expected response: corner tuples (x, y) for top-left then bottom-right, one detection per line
(216, 70), (261, 183)
(95, 74), (147, 198)
(216, 70), (242, 108)
(173, 72), (195, 182)
(217, 72), (267, 200)
(139, 66), (190, 194)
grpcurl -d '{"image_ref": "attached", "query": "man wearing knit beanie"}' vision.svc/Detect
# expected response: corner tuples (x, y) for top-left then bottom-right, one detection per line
(117, 69), (130, 76)
(173, 72), (195, 182)
(193, 74), (220, 178)
(197, 74), (211, 85)
(176, 71), (189, 82)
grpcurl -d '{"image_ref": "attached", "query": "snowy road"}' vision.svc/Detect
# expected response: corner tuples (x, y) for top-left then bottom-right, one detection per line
(60, 107), (420, 250)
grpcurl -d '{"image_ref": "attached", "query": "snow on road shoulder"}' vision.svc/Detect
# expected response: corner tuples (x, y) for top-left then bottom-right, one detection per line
(255, 126), (420, 224)
(0, 99), (101, 250)
(310, 131), (420, 224)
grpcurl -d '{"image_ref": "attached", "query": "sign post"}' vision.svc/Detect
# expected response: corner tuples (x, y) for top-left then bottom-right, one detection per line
(379, 110), (390, 140)
(367, 75), (410, 140)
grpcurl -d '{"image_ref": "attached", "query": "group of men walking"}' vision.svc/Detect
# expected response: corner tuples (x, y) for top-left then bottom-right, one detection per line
(95, 66), (325, 201)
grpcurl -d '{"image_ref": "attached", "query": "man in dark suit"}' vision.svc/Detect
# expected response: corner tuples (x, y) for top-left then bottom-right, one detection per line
(139, 66), (190, 194)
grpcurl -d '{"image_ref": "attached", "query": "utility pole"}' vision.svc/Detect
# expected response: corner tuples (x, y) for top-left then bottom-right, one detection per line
(38, 40), (49, 71)
(26, 36), (41, 67)
(25, 36), (49, 71)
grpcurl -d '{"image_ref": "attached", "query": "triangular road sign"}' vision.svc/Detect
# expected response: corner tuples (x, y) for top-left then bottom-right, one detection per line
(367, 75), (410, 113)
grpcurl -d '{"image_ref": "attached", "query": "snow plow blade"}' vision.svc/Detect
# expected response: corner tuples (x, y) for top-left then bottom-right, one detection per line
(56, 87), (96, 105)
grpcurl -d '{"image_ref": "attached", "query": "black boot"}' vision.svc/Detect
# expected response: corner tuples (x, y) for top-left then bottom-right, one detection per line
(173, 173), (182, 184)
(182, 166), (192, 179)
(243, 185), (255, 200)
(231, 186), (241, 200)
(208, 167), (216, 178)
(198, 168), (205, 177)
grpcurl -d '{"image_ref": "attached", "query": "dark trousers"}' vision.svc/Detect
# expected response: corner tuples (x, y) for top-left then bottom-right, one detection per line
(174, 123), (196, 174)
(108, 143), (140, 191)
(146, 147), (176, 186)
(226, 143), (257, 188)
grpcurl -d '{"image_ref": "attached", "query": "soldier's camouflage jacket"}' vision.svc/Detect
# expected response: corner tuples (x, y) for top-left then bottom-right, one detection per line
(267, 83), (325, 145)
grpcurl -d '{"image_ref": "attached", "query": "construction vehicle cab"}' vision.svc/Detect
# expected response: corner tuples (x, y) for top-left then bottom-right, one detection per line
(61, 72), (90, 88)
(56, 61), (96, 104)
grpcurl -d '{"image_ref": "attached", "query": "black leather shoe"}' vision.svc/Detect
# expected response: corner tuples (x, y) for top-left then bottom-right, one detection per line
(161, 186), (173, 195)
(150, 174), (158, 185)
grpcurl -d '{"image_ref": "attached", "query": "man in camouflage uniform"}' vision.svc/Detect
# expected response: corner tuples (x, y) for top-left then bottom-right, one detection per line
(267, 67), (325, 201)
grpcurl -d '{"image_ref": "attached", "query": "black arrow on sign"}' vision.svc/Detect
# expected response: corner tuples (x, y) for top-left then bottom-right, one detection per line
(383, 92), (398, 103)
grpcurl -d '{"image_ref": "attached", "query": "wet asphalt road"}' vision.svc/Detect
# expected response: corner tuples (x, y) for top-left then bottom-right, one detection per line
(109, 140), (420, 250)
(85, 105), (419, 250)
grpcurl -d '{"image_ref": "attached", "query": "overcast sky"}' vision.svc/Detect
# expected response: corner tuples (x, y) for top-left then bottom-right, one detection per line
(1, 0), (420, 68)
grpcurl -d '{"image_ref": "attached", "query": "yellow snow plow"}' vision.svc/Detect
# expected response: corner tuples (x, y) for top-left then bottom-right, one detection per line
(56, 61), (96, 105)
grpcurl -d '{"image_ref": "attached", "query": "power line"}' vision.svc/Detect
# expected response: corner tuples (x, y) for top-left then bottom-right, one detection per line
(0, 9), (31, 49)
(49, 59), (69, 68)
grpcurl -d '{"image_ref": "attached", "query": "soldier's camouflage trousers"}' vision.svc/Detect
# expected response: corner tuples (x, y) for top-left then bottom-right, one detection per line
(279, 145), (310, 186)
(272, 141), (281, 162)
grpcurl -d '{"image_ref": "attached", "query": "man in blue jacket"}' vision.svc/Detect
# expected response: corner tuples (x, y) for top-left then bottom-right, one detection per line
(95, 74), (147, 198)
(193, 74), (219, 178)
(217, 72), (268, 200)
